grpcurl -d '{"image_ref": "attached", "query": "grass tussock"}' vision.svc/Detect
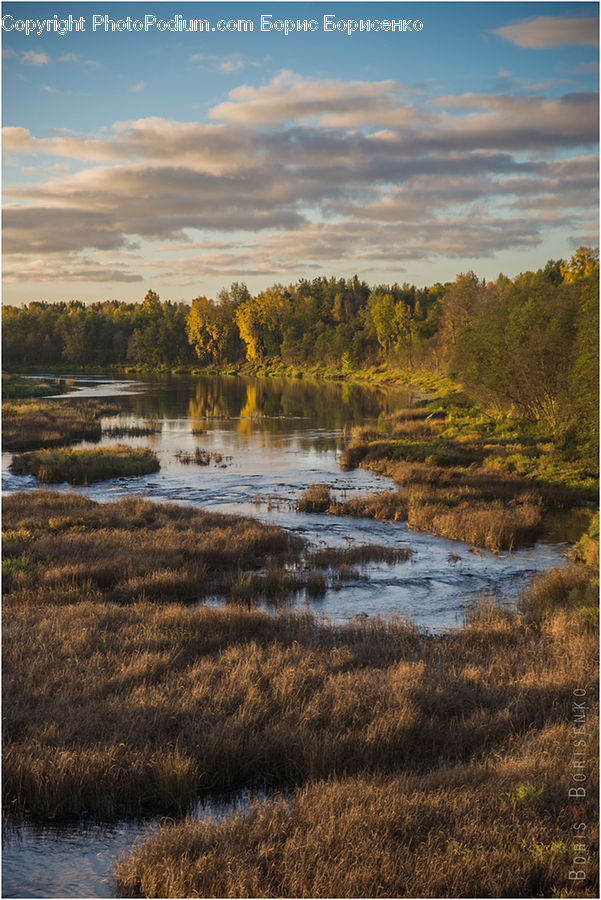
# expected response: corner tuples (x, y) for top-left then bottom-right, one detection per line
(407, 495), (543, 552)
(174, 448), (227, 466)
(103, 421), (162, 437)
(296, 483), (332, 513)
(329, 491), (410, 522)
(308, 544), (413, 568)
(10, 445), (160, 484)
(2, 398), (118, 450)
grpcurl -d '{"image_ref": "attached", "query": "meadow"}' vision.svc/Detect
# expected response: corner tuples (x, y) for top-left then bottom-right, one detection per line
(294, 399), (595, 552)
(2, 488), (597, 895)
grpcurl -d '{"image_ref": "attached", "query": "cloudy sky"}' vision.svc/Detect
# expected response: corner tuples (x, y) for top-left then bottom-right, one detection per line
(2, 1), (599, 304)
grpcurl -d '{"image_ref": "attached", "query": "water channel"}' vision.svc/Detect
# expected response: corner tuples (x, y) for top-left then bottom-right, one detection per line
(2, 373), (572, 898)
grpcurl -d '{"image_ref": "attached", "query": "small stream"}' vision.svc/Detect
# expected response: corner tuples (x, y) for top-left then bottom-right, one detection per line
(2, 790), (270, 899)
(2, 373), (575, 898)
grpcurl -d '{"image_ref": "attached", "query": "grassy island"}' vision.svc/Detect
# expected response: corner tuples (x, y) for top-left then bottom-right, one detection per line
(2, 398), (118, 451)
(9, 445), (160, 484)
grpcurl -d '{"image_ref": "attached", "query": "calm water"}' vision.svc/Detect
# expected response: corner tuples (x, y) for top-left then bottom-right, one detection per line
(1, 790), (271, 899)
(2, 373), (568, 630)
(2, 373), (571, 898)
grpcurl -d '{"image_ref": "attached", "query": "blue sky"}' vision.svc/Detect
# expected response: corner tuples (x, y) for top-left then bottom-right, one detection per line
(2, 1), (599, 303)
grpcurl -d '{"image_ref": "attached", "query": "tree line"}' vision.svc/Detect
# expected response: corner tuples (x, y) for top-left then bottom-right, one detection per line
(3, 247), (598, 454)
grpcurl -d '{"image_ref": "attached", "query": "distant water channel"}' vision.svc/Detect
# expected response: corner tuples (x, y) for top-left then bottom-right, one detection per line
(2, 373), (571, 898)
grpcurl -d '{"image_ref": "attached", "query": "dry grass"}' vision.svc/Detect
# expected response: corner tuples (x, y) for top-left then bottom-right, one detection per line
(407, 494), (543, 552)
(115, 725), (599, 898)
(3, 538), (597, 823)
(103, 422), (162, 437)
(308, 544), (413, 567)
(2, 398), (118, 450)
(3, 489), (597, 897)
(2, 492), (303, 604)
(109, 562), (597, 896)
(296, 483), (332, 513)
(10, 445), (160, 484)
(297, 480), (541, 551)
(329, 491), (410, 522)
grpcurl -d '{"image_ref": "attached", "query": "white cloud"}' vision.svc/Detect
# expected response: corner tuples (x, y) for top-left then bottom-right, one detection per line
(189, 53), (265, 73)
(491, 15), (599, 49)
(59, 52), (101, 69)
(209, 70), (416, 128)
(20, 50), (50, 65)
(129, 81), (145, 93)
(2, 72), (598, 288)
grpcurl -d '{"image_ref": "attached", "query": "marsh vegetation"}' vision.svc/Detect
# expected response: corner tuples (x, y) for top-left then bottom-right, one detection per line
(2, 398), (118, 451)
(2, 488), (596, 895)
(293, 397), (594, 552)
(9, 446), (160, 485)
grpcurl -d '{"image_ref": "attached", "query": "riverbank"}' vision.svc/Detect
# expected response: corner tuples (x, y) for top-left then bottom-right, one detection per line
(7, 364), (595, 492)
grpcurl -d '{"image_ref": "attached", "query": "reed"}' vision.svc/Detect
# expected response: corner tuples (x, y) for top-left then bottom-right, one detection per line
(2, 398), (120, 450)
(115, 725), (599, 898)
(308, 544), (413, 567)
(2, 492), (303, 603)
(296, 483), (331, 513)
(103, 422), (162, 437)
(3, 553), (597, 821)
(10, 445), (160, 484)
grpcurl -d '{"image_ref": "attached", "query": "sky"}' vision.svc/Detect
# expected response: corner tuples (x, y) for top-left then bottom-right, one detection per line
(1, 0), (599, 305)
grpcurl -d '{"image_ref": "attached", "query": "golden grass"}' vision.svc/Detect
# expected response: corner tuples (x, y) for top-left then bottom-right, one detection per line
(10, 445), (160, 484)
(2, 492), (303, 604)
(296, 483), (332, 512)
(407, 495), (542, 552)
(3, 487), (598, 897)
(3, 545), (597, 822)
(109, 562), (598, 896)
(115, 725), (599, 898)
(2, 398), (118, 450)
(296, 480), (541, 551)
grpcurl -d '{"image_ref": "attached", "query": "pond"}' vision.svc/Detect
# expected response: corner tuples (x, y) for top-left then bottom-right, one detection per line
(2, 372), (571, 898)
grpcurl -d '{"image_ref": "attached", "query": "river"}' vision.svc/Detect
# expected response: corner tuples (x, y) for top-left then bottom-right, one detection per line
(2, 373), (571, 898)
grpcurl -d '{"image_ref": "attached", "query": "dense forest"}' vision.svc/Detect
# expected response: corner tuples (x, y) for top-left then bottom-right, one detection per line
(3, 247), (598, 460)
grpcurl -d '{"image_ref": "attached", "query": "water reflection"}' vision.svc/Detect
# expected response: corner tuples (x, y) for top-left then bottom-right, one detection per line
(2, 372), (569, 631)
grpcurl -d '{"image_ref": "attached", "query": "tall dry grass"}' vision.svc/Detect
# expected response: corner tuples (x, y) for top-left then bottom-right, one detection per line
(2, 492), (304, 604)
(110, 561), (598, 896)
(10, 445), (160, 484)
(2, 398), (118, 450)
(3, 553), (597, 821)
(116, 721), (599, 898)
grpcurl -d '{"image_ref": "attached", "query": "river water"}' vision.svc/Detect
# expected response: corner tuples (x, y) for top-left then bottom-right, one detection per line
(2, 373), (571, 898)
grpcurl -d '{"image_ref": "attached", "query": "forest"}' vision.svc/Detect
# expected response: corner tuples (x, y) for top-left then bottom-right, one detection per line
(3, 246), (598, 464)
